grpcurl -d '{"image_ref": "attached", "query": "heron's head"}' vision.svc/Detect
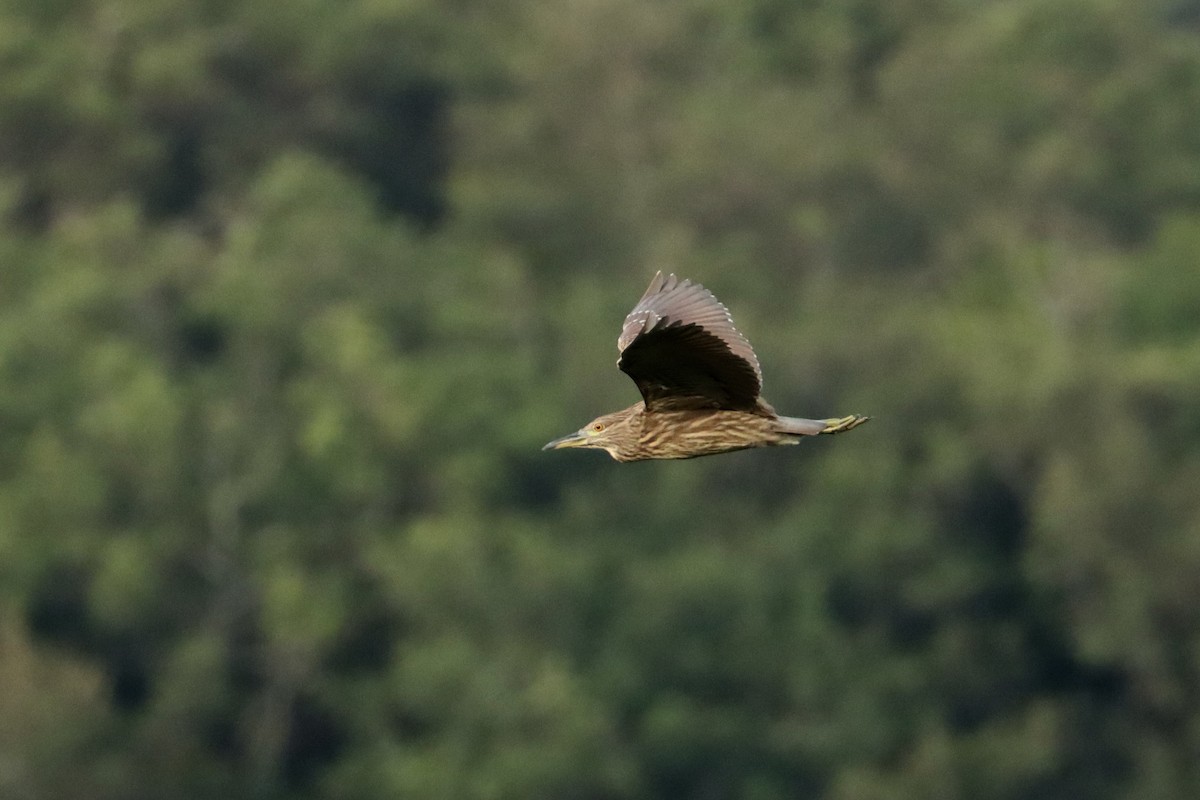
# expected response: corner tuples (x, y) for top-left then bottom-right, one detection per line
(542, 407), (639, 461)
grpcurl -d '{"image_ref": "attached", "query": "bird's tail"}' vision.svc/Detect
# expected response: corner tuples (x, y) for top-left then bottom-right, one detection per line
(775, 414), (870, 437)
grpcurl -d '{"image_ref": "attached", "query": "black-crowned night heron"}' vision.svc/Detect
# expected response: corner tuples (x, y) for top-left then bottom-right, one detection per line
(544, 272), (869, 461)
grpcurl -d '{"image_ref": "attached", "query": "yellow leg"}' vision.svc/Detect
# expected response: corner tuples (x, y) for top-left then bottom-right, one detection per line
(820, 414), (870, 434)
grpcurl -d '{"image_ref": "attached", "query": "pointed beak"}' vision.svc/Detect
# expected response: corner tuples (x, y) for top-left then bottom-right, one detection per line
(543, 431), (588, 451)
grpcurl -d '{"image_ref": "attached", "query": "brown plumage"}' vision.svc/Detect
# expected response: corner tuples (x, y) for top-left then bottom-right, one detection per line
(543, 272), (869, 461)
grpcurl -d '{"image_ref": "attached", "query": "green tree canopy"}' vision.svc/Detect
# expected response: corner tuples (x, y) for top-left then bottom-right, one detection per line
(1, 1), (1199, 799)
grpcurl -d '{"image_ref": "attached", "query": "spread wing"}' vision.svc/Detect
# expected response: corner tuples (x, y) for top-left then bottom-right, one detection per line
(617, 272), (764, 411)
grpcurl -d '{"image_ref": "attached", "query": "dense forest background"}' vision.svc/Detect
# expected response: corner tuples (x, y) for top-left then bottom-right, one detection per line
(2, 1), (1200, 798)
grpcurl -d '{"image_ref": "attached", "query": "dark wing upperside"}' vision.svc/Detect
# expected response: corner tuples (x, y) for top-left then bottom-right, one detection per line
(617, 272), (764, 411)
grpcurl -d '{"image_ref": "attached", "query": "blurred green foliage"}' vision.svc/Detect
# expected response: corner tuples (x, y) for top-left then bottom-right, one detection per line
(2, 1), (1200, 798)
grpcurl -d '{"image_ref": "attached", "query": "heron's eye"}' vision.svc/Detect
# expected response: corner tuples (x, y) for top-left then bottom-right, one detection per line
(590, 422), (605, 433)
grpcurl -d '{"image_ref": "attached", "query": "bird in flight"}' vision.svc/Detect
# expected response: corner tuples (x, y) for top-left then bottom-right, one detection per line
(544, 272), (869, 461)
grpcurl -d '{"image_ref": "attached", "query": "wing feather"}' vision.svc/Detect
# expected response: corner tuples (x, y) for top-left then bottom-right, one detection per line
(617, 272), (764, 411)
